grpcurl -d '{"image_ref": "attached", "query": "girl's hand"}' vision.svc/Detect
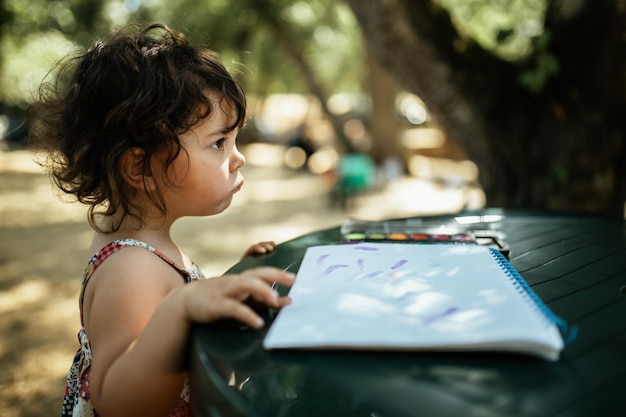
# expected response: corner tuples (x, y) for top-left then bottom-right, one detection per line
(180, 266), (295, 329)
(241, 241), (276, 260)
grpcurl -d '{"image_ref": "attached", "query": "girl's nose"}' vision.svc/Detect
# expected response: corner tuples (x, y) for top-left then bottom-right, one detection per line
(231, 145), (246, 170)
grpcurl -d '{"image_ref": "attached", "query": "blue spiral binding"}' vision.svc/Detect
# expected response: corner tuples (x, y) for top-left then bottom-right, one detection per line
(488, 248), (578, 345)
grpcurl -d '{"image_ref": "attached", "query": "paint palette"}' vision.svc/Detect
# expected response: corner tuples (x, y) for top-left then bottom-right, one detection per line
(341, 219), (510, 257)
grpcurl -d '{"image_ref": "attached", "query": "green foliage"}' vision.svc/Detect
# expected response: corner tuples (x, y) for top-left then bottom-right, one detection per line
(436, 0), (547, 61)
(0, 0), (363, 107)
(0, 29), (77, 106)
(0, 0), (108, 106)
(0, 0), (559, 108)
(4, 0), (52, 35)
(433, 0), (560, 94)
(517, 31), (559, 93)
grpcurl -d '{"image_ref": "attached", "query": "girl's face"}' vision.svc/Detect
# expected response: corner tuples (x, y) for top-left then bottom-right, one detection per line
(158, 91), (246, 220)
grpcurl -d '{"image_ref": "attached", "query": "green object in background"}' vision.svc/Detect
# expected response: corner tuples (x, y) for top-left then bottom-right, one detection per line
(336, 153), (375, 196)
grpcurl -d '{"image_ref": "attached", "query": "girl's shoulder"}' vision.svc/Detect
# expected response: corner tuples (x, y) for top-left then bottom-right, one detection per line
(84, 239), (184, 293)
(88, 238), (202, 281)
(79, 238), (204, 312)
(79, 239), (186, 329)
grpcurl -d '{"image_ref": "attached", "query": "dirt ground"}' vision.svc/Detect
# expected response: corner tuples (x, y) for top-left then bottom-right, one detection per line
(0, 147), (480, 417)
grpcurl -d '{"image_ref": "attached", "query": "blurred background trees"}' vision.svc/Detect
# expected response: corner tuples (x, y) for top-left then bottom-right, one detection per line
(347, 0), (625, 219)
(0, 0), (624, 219)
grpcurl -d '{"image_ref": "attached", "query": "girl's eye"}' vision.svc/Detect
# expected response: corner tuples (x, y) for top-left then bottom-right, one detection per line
(211, 138), (226, 150)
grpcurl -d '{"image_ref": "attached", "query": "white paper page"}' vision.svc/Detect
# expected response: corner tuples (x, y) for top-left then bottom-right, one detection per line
(263, 243), (563, 359)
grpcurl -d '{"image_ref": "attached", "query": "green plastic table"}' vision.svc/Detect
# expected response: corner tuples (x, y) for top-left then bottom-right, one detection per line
(189, 209), (626, 417)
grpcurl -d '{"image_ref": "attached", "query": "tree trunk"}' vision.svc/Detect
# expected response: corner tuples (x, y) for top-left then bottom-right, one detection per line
(345, 0), (625, 219)
(366, 50), (402, 165)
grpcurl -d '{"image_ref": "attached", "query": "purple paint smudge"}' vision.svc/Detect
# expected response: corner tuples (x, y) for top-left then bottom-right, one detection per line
(323, 264), (348, 275)
(365, 271), (382, 278)
(354, 246), (379, 251)
(316, 254), (329, 265)
(391, 259), (408, 269)
(424, 307), (459, 326)
(357, 258), (365, 271)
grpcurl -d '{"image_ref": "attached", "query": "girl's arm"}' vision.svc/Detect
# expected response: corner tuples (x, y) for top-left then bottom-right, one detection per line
(84, 247), (293, 417)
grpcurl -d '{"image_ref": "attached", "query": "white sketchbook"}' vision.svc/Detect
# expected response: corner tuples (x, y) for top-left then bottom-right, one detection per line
(263, 243), (566, 361)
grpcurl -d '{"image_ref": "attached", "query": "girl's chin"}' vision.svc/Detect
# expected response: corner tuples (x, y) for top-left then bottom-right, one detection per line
(214, 196), (234, 214)
(188, 193), (236, 217)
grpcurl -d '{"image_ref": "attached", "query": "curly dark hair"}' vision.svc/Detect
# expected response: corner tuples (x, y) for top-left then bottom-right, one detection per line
(28, 23), (247, 232)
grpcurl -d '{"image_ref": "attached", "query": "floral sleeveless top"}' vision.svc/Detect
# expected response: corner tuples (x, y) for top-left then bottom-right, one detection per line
(61, 239), (205, 417)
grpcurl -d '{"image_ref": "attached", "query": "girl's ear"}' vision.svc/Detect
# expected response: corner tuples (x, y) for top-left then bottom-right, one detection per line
(120, 147), (155, 191)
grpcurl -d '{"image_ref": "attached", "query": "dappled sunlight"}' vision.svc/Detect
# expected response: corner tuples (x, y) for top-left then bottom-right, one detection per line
(241, 143), (286, 168)
(306, 146), (340, 174)
(2, 145), (486, 413)
(234, 174), (330, 203)
(408, 154), (479, 185)
(284, 145), (308, 169)
(0, 280), (47, 313)
(0, 150), (41, 173)
(351, 177), (485, 220)
(0, 151), (88, 228)
(0, 277), (79, 417)
(263, 244), (536, 352)
(0, 180), (88, 227)
(332, 288), (493, 335)
(401, 127), (445, 150)
(252, 94), (316, 138)
(238, 139), (485, 223)
(337, 293), (396, 317)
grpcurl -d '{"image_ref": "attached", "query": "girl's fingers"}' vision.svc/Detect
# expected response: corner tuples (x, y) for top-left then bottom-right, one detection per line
(258, 241), (276, 250)
(215, 298), (266, 329)
(185, 267), (295, 326)
(240, 242), (276, 260)
(227, 275), (284, 307)
(253, 243), (273, 254)
(208, 279), (291, 327)
(239, 266), (296, 286)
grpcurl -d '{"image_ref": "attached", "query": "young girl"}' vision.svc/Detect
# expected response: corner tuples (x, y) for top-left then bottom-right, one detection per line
(28, 23), (295, 417)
